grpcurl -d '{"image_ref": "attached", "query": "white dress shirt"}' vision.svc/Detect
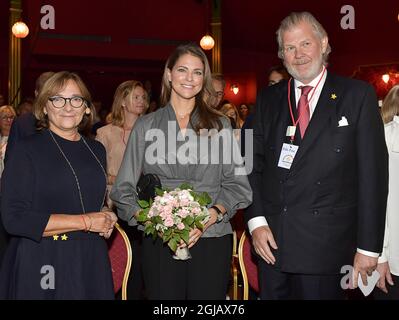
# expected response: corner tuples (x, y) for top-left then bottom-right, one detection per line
(248, 67), (379, 258)
(378, 116), (399, 275)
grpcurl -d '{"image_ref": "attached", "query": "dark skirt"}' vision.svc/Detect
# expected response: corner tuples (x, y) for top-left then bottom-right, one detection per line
(0, 232), (114, 300)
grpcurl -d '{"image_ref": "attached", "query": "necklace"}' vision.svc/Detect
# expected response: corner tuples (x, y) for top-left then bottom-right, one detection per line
(173, 107), (193, 119)
(177, 113), (190, 119)
(121, 127), (131, 146)
(49, 130), (107, 213)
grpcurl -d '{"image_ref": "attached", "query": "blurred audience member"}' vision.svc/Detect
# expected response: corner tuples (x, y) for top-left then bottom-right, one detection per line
(144, 80), (156, 103)
(267, 65), (289, 86)
(220, 102), (243, 130)
(91, 106), (109, 137)
(17, 99), (34, 116)
(374, 85), (399, 300)
(96, 80), (148, 299)
(211, 73), (226, 109)
(146, 100), (159, 114)
(0, 105), (16, 178)
(0, 94), (5, 106)
(238, 103), (251, 122)
(6, 71), (55, 162)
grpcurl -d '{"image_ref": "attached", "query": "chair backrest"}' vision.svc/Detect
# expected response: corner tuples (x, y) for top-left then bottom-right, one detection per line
(238, 231), (259, 300)
(107, 223), (132, 300)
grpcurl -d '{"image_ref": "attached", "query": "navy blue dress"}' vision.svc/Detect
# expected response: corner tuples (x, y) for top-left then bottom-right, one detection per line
(0, 129), (114, 299)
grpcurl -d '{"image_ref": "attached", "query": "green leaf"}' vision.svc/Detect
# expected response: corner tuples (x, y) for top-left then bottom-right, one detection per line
(180, 183), (193, 190)
(168, 238), (178, 252)
(181, 229), (189, 244)
(198, 192), (212, 206)
(138, 199), (149, 208)
(155, 187), (164, 196)
(195, 220), (204, 230)
(153, 216), (163, 225)
(163, 228), (173, 242)
(136, 210), (147, 223)
(144, 224), (155, 236)
(184, 216), (194, 226)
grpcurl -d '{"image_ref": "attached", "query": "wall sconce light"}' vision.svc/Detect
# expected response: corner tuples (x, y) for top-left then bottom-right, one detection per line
(200, 34), (215, 50)
(12, 21), (29, 38)
(231, 84), (239, 95)
(382, 74), (390, 84)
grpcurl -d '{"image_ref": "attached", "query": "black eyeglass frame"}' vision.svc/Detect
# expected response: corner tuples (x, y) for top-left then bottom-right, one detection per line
(48, 96), (88, 109)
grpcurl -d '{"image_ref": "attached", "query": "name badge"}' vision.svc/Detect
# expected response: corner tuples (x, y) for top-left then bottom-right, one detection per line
(278, 143), (299, 169)
(286, 126), (296, 137)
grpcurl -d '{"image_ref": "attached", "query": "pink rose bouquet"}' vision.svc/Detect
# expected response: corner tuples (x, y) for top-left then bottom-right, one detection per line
(137, 183), (211, 255)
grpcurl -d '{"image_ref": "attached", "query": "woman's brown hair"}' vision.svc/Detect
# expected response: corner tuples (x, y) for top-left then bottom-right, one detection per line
(34, 71), (94, 131)
(160, 43), (223, 132)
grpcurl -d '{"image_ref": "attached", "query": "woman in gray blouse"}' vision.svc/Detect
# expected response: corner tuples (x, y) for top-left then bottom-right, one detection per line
(110, 43), (252, 299)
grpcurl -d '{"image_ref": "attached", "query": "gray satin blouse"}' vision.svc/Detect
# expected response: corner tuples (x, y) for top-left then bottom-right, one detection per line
(110, 104), (252, 238)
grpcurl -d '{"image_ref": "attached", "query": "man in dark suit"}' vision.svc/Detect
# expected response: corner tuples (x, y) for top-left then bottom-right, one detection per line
(5, 71), (54, 163)
(246, 11), (388, 299)
(1, 72), (54, 264)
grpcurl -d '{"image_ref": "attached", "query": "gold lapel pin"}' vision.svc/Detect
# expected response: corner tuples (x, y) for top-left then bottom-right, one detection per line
(53, 235), (59, 241)
(61, 234), (68, 241)
(331, 93), (337, 100)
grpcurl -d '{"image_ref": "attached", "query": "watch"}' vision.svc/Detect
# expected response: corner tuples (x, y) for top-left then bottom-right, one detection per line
(211, 205), (224, 223)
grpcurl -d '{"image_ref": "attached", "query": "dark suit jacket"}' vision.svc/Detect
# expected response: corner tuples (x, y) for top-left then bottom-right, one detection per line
(246, 72), (388, 274)
(4, 113), (37, 163)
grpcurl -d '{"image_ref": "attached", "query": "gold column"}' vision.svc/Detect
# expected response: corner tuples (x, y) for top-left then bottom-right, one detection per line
(211, 0), (222, 73)
(8, 0), (22, 107)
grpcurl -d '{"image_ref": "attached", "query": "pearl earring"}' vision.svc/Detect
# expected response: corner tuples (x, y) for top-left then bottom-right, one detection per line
(85, 108), (91, 115)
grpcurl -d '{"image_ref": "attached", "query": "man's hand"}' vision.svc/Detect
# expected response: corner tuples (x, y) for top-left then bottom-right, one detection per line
(353, 252), (378, 287)
(251, 226), (278, 264)
(376, 262), (394, 293)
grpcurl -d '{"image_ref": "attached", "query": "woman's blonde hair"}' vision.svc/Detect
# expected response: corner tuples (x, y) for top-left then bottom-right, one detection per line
(0, 105), (16, 117)
(34, 71), (94, 131)
(220, 103), (242, 129)
(160, 43), (222, 132)
(109, 80), (148, 127)
(381, 85), (399, 124)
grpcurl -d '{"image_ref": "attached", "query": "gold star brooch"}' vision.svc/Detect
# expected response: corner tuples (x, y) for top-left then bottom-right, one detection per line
(61, 234), (68, 241)
(331, 93), (337, 100)
(53, 235), (59, 241)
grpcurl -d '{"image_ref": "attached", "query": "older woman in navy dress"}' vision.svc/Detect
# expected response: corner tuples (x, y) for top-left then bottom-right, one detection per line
(0, 71), (117, 299)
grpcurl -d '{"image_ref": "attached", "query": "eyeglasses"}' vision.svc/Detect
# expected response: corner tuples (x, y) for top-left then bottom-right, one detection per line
(0, 115), (15, 121)
(48, 96), (87, 109)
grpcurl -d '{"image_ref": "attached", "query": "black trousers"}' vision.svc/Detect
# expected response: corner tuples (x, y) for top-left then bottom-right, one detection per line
(142, 234), (232, 300)
(373, 274), (399, 300)
(0, 217), (9, 267)
(258, 258), (345, 300)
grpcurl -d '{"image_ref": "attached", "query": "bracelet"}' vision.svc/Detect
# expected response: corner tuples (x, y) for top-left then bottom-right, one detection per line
(210, 205), (224, 223)
(86, 215), (92, 232)
(81, 215), (88, 232)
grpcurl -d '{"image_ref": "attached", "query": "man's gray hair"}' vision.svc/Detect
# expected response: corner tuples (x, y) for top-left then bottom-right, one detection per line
(276, 12), (331, 64)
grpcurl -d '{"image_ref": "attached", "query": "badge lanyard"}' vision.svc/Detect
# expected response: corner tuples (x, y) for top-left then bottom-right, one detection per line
(287, 66), (326, 143)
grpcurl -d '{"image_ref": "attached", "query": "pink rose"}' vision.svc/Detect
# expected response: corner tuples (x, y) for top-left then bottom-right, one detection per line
(177, 223), (185, 230)
(164, 216), (174, 227)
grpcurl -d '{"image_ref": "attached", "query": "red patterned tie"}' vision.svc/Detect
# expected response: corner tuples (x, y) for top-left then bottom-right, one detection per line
(297, 85), (313, 138)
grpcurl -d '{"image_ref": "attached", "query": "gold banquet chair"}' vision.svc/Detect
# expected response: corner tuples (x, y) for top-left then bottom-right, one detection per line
(106, 223), (132, 300)
(230, 230), (239, 300)
(238, 231), (259, 300)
